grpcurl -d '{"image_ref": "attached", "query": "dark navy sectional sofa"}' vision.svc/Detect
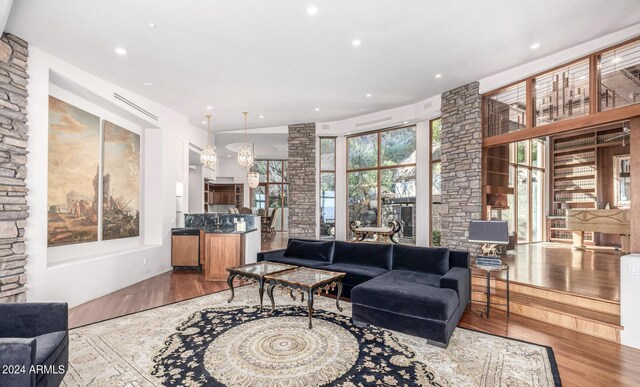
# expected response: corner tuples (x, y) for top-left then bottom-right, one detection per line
(257, 238), (470, 347)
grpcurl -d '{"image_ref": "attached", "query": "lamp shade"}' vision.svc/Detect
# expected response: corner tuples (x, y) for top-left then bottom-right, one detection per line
(247, 172), (260, 188)
(468, 221), (509, 244)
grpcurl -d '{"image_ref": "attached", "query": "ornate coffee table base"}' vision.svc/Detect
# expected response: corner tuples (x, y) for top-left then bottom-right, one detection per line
(267, 280), (343, 329)
(225, 262), (299, 312)
(227, 274), (268, 312)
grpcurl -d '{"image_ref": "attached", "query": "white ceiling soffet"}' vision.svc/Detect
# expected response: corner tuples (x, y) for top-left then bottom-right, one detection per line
(7, 0), (640, 131)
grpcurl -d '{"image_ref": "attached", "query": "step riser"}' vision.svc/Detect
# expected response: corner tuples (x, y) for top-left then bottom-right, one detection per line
(471, 275), (620, 315)
(471, 294), (620, 343)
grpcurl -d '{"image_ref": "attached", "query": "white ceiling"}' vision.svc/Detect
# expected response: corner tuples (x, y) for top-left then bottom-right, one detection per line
(7, 1), (640, 132)
(214, 133), (289, 160)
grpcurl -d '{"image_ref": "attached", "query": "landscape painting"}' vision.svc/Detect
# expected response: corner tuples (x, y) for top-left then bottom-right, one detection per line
(102, 120), (140, 240)
(47, 96), (101, 247)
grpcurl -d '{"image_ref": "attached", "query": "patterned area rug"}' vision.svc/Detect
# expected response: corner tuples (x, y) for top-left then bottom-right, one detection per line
(63, 286), (561, 386)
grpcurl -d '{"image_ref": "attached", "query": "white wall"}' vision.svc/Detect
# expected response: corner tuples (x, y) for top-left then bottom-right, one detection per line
(215, 158), (250, 208)
(621, 254), (640, 349)
(26, 46), (209, 307)
(188, 165), (203, 213)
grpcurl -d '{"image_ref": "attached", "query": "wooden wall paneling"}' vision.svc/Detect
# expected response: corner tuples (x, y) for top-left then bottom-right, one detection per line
(526, 78), (534, 128)
(589, 54), (599, 115)
(631, 117), (640, 253)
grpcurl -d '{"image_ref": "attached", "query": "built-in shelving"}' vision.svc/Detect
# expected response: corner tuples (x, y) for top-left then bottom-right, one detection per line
(548, 126), (629, 244)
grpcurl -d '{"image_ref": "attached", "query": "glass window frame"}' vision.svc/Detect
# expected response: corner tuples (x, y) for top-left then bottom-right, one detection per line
(319, 137), (337, 239)
(510, 140), (546, 244)
(251, 159), (288, 232)
(346, 125), (417, 243)
(482, 36), (640, 139)
(429, 118), (442, 246)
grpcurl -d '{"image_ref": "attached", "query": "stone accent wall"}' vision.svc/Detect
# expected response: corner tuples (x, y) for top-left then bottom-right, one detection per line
(440, 82), (482, 252)
(287, 123), (317, 239)
(0, 33), (29, 303)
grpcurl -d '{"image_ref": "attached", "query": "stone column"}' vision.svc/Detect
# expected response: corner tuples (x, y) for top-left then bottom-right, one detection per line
(0, 33), (29, 303)
(440, 82), (482, 252)
(287, 123), (317, 239)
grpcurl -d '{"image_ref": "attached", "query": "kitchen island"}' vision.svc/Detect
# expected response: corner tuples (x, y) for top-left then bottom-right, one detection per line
(173, 213), (261, 281)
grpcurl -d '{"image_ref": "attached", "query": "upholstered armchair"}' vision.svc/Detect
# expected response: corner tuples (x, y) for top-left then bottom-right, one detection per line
(0, 303), (69, 387)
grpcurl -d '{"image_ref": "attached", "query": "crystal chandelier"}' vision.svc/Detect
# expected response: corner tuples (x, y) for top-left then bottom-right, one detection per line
(237, 112), (254, 170)
(247, 171), (260, 188)
(200, 114), (217, 171)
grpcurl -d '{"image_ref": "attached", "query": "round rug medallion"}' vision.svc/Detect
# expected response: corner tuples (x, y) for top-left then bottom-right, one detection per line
(204, 317), (359, 385)
(151, 306), (441, 386)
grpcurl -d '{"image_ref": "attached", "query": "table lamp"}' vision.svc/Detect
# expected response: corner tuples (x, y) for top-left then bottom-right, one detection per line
(468, 220), (509, 266)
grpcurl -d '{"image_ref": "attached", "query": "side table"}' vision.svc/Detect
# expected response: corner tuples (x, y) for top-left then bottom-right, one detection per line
(471, 263), (510, 319)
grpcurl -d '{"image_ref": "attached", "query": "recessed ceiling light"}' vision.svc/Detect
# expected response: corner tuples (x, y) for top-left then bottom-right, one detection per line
(530, 42), (541, 50)
(148, 22), (156, 29)
(347, 132), (351, 134)
(403, 121), (408, 124)
(366, 93), (372, 98)
(206, 106), (213, 110)
(352, 39), (361, 47)
(435, 73), (442, 79)
(306, 6), (318, 16)
(114, 47), (127, 55)
(227, 155), (231, 158)
(143, 82), (153, 87)
(201, 121), (206, 124)
(259, 115), (264, 119)
(315, 107), (320, 111)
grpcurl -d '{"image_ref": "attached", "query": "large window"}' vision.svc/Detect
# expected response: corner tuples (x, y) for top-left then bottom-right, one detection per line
(347, 126), (416, 244)
(319, 138), (336, 239)
(493, 140), (546, 244)
(483, 36), (640, 138)
(430, 118), (442, 246)
(251, 160), (288, 232)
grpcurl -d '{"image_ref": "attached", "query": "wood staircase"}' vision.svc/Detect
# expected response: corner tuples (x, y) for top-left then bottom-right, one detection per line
(471, 270), (622, 343)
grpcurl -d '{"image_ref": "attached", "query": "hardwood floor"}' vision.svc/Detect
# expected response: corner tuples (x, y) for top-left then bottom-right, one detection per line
(68, 234), (640, 386)
(500, 242), (620, 302)
(69, 231), (290, 328)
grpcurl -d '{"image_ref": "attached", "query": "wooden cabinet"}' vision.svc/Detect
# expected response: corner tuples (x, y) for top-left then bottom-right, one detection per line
(211, 191), (233, 204)
(208, 184), (244, 206)
(203, 233), (245, 281)
(171, 235), (200, 267)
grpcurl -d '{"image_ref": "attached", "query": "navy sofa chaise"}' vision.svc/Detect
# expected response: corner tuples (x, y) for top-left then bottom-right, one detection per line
(0, 303), (69, 387)
(257, 239), (470, 347)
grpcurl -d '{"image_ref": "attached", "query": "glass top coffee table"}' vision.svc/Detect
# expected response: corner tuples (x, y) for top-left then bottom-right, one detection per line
(226, 261), (298, 311)
(264, 267), (346, 328)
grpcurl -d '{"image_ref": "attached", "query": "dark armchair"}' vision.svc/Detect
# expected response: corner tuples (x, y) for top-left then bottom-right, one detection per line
(0, 303), (69, 387)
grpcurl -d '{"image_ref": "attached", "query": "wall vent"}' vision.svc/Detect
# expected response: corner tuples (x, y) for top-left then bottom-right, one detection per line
(113, 93), (158, 121)
(321, 124), (330, 130)
(424, 101), (433, 110)
(355, 116), (392, 128)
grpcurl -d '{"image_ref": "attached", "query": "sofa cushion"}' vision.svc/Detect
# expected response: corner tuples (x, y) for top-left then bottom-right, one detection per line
(284, 239), (334, 262)
(332, 241), (392, 269)
(34, 331), (66, 366)
(320, 263), (387, 286)
(392, 245), (450, 275)
(264, 256), (328, 268)
(377, 270), (442, 287)
(351, 274), (459, 321)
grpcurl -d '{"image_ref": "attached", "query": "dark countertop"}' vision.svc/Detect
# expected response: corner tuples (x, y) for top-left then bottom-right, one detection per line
(172, 227), (257, 235)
